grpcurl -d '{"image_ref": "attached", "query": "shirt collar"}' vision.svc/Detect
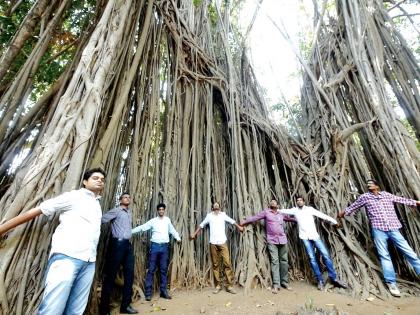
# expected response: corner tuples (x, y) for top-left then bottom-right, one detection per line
(81, 188), (102, 200)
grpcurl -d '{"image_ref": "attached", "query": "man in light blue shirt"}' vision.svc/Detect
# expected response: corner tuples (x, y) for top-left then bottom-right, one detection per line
(132, 203), (180, 301)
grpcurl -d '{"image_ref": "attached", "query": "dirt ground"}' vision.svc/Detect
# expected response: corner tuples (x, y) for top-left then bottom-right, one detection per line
(114, 281), (420, 315)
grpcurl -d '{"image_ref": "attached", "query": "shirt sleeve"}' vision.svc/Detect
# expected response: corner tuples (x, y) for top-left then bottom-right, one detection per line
(344, 195), (366, 216)
(132, 218), (153, 234)
(223, 213), (236, 225)
(101, 207), (119, 223)
(389, 193), (417, 207)
(242, 210), (266, 224)
(199, 213), (210, 228)
(168, 219), (181, 241)
(39, 191), (75, 217)
(310, 207), (337, 224)
(279, 208), (295, 215)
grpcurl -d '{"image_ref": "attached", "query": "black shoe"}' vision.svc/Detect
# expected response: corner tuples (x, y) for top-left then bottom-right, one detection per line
(120, 305), (138, 314)
(160, 291), (172, 299)
(281, 283), (293, 290)
(332, 279), (347, 289)
(145, 295), (151, 301)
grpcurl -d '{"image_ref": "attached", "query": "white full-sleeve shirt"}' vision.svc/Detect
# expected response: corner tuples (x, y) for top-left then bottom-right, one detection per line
(132, 216), (180, 243)
(39, 188), (102, 262)
(199, 211), (236, 245)
(280, 206), (337, 240)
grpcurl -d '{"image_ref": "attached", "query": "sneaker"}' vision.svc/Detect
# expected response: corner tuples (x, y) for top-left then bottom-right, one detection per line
(387, 283), (401, 297)
(212, 285), (222, 294)
(281, 283), (292, 291)
(145, 295), (151, 301)
(226, 286), (237, 294)
(332, 279), (347, 289)
(271, 285), (280, 294)
(317, 282), (325, 291)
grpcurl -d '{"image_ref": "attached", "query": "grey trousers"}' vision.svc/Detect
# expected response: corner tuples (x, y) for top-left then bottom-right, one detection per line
(267, 243), (289, 287)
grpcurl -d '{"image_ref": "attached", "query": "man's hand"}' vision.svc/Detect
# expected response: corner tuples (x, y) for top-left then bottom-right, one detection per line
(238, 225), (244, 232)
(189, 234), (196, 240)
(337, 210), (346, 219)
(239, 221), (245, 226)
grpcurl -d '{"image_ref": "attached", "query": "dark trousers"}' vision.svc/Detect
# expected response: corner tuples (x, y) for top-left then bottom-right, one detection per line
(145, 242), (169, 297)
(100, 238), (134, 313)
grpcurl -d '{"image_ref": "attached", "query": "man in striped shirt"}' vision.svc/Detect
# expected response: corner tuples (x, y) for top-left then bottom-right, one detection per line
(338, 179), (420, 297)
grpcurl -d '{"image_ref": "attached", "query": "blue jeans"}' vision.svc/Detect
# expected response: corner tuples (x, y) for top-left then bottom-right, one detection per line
(39, 253), (95, 315)
(372, 228), (420, 284)
(302, 238), (337, 284)
(145, 242), (169, 297)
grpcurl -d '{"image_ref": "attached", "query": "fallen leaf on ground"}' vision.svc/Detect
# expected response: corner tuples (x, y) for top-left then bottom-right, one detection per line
(366, 297), (375, 301)
(225, 302), (231, 307)
(256, 304), (262, 308)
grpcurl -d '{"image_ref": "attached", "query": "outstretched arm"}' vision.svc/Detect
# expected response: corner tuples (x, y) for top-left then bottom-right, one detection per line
(338, 195), (366, 219)
(0, 208), (43, 236)
(190, 227), (202, 240)
(240, 210), (266, 226)
(311, 208), (337, 225)
(132, 219), (152, 235)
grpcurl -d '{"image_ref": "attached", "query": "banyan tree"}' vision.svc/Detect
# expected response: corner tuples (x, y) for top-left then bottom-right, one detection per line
(0, 0), (418, 314)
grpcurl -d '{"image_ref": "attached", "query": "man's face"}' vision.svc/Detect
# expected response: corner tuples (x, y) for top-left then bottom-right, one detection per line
(269, 200), (278, 210)
(367, 180), (379, 191)
(120, 194), (131, 206)
(83, 172), (105, 193)
(212, 202), (220, 212)
(157, 207), (165, 217)
(296, 198), (305, 207)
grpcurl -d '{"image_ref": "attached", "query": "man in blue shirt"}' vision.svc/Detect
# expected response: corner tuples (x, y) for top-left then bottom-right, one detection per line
(132, 203), (181, 301)
(100, 193), (137, 314)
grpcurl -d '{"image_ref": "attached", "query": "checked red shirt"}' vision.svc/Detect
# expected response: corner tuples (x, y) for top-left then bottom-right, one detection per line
(344, 191), (417, 231)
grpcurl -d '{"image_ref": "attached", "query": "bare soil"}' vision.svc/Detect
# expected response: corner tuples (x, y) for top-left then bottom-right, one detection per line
(112, 281), (420, 315)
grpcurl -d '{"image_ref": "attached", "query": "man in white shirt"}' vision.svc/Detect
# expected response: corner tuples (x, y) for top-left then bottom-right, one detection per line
(0, 168), (106, 315)
(132, 203), (180, 301)
(280, 196), (347, 290)
(190, 202), (243, 294)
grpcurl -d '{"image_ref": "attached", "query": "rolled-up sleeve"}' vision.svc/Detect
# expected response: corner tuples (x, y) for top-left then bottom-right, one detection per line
(39, 191), (74, 217)
(224, 213), (236, 225)
(199, 214), (210, 228)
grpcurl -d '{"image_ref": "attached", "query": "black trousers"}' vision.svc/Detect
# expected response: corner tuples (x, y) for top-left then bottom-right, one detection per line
(100, 238), (134, 313)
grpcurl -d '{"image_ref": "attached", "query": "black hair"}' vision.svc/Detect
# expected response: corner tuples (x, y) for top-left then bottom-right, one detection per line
(367, 179), (379, 186)
(119, 192), (130, 200)
(296, 195), (305, 201)
(83, 168), (106, 181)
(157, 203), (166, 210)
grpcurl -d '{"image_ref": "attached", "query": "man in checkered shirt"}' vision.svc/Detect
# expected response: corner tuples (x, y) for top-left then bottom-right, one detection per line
(338, 179), (420, 297)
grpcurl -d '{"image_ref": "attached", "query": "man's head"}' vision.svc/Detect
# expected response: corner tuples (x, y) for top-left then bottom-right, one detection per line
(296, 196), (305, 207)
(212, 202), (221, 212)
(366, 179), (380, 192)
(82, 168), (106, 194)
(157, 203), (166, 217)
(119, 192), (130, 207)
(269, 199), (278, 210)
